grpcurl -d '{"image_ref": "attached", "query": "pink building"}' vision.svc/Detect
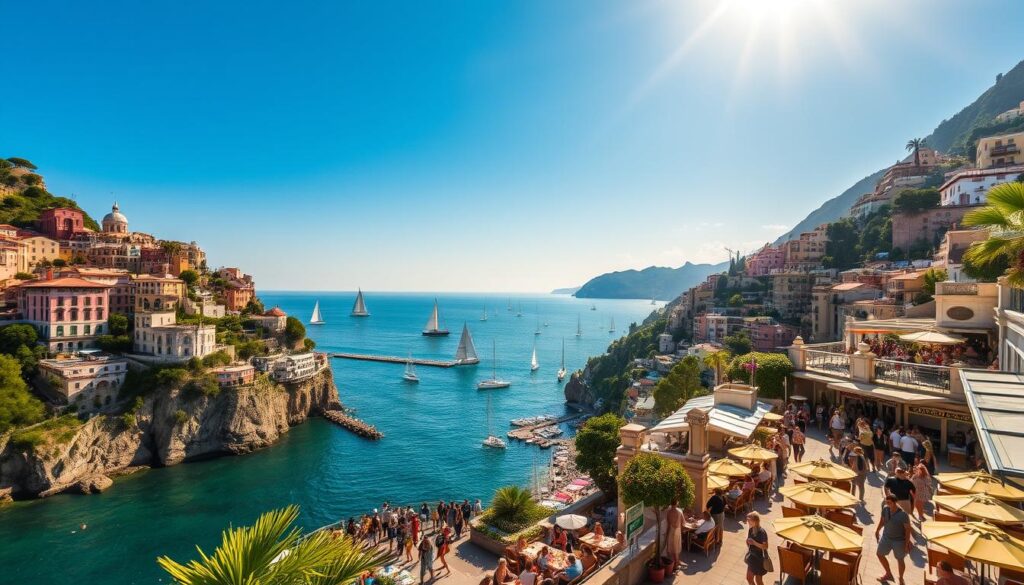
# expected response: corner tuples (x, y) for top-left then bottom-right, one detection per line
(38, 207), (86, 241)
(211, 364), (256, 387)
(746, 245), (785, 277)
(19, 277), (111, 352)
(746, 321), (799, 352)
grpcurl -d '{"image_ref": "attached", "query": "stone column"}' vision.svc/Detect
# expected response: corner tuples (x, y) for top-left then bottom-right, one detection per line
(681, 408), (711, 515)
(788, 336), (806, 370)
(615, 423), (647, 534)
(849, 341), (876, 383)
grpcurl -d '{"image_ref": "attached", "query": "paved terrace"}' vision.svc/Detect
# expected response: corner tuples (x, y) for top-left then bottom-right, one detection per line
(369, 427), (945, 585)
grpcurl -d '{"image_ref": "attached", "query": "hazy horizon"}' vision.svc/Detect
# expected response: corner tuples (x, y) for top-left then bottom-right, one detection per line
(4, 0), (1024, 292)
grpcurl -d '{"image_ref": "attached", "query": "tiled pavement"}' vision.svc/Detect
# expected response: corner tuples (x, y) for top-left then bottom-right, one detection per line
(667, 426), (939, 585)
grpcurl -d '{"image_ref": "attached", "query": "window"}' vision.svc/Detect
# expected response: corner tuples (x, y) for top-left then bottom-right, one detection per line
(70, 326), (78, 336)
(56, 326), (64, 337)
(84, 325), (90, 335)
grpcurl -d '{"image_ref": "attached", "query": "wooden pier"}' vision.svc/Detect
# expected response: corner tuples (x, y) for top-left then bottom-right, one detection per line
(330, 353), (478, 368)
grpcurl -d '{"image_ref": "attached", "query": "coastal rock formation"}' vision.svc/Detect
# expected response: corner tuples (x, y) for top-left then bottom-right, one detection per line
(563, 371), (595, 408)
(0, 368), (340, 499)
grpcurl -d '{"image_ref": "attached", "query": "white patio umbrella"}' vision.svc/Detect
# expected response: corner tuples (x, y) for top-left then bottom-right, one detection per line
(899, 330), (966, 345)
(555, 514), (589, 530)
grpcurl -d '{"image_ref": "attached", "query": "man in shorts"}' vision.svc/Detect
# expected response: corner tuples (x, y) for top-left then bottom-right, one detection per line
(884, 467), (916, 516)
(875, 495), (912, 585)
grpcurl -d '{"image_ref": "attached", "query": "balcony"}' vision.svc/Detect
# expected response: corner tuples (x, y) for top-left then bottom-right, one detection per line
(805, 349), (850, 377)
(989, 145), (1020, 156)
(873, 359), (950, 393)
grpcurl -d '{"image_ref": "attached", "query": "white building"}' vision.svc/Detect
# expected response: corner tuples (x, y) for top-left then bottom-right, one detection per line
(133, 310), (216, 362)
(940, 166), (1024, 207)
(38, 354), (128, 412)
(271, 352), (319, 382)
(657, 333), (676, 354)
(995, 100), (1024, 123)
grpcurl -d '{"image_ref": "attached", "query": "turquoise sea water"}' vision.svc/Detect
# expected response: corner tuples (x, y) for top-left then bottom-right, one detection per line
(0, 292), (656, 584)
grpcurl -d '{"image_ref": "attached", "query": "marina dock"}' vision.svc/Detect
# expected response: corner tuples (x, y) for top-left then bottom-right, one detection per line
(330, 353), (479, 368)
(506, 413), (587, 444)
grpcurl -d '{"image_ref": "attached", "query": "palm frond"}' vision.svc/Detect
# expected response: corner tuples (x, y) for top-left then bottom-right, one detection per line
(964, 236), (1022, 266)
(986, 182), (1024, 223)
(963, 206), (1013, 229)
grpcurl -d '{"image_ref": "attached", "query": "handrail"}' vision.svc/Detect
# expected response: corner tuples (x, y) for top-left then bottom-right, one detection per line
(874, 359), (950, 392)
(805, 349), (850, 377)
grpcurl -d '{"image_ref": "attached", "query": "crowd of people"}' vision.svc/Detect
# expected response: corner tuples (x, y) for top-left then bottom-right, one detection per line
(858, 335), (994, 368)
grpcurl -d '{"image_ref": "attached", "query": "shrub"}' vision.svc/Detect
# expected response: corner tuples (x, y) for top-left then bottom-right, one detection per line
(9, 415), (82, 451)
(201, 351), (232, 369)
(726, 352), (794, 399)
(173, 409), (188, 425)
(0, 354), (44, 432)
(575, 413), (626, 497)
(480, 485), (553, 535)
(618, 453), (694, 565)
(184, 374), (220, 398)
(121, 413), (136, 428)
(284, 316), (306, 347)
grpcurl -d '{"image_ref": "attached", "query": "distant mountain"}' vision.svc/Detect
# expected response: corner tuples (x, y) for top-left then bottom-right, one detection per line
(776, 59), (1024, 244)
(575, 261), (728, 300)
(550, 286), (581, 295)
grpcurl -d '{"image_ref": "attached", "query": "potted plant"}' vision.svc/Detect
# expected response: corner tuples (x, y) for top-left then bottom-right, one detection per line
(618, 453), (694, 582)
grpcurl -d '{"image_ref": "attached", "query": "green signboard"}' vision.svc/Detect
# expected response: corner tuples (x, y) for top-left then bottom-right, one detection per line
(624, 502), (644, 540)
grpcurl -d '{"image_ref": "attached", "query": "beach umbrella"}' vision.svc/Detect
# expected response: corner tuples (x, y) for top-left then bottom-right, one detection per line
(936, 471), (1024, 502)
(729, 444), (779, 461)
(708, 458), (753, 478)
(899, 330), (966, 345)
(934, 494), (1024, 525)
(922, 521), (1024, 573)
(779, 481), (859, 510)
(790, 458), (857, 482)
(771, 514), (862, 552)
(707, 474), (730, 491)
(555, 514), (588, 530)
(762, 412), (784, 422)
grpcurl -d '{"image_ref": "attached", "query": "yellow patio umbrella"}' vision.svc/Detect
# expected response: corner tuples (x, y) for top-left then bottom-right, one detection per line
(708, 457), (753, 478)
(771, 514), (862, 552)
(936, 471), (1024, 502)
(707, 474), (730, 491)
(779, 481), (859, 510)
(729, 444), (779, 461)
(789, 458), (858, 482)
(921, 521), (1024, 573)
(762, 412), (784, 422)
(934, 494), (1024, 525)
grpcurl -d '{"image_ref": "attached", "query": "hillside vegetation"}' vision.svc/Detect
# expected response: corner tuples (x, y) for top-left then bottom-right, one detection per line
(575, 261), (728, 300)
(0, 157), (100, 230)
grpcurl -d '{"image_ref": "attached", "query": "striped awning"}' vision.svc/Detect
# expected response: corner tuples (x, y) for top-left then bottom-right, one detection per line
(649, 395), (773, 439)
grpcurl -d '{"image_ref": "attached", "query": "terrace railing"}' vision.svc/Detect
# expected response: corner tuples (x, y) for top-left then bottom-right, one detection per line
(805, 349), (851, 377)
(873, 359), (951, 393)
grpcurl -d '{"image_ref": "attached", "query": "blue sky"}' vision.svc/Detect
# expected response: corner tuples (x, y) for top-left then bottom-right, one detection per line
(3, 0), (1024, 292)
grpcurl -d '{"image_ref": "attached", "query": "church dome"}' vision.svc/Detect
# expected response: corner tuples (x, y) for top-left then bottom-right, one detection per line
(102, 202), (128, 234)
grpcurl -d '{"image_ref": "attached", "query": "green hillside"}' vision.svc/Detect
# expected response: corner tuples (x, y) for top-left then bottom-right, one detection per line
(574, 261), (728, 300)
(0, 157), (100, 231)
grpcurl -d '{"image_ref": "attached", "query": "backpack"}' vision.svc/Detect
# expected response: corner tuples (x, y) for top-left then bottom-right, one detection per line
(435, 533), (446, 548)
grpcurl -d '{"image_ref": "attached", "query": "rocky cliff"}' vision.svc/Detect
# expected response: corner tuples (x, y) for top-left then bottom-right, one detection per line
(0, 368), (340, 500)
(563, 370), (595, 408)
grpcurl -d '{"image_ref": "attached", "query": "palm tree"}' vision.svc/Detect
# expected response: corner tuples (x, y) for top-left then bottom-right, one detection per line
(906, 138), (926, 167)
(157, 506), (388, 585)
(963, 181), (1024, 286)
(702, 349), (731, 387)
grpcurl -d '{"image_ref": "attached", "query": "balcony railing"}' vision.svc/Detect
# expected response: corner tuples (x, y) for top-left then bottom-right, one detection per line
(989, 145), (1020, 156)
(874, 359), (950, 392)
(805, 350), (850, 377)
(937, 282), (978, 296)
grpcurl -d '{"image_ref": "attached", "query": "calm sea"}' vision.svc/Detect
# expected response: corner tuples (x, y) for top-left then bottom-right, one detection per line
(0, 292), (655, 584)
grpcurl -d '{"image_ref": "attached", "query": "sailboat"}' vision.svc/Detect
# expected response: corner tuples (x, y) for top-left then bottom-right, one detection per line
(480, 307), (488, 322)
(609, 317), (616, 333)
(454, 324), (480, 365)
(477, 340), (511, 389)
(575, 315), (582, 337)
(507, 298), (513, 312)
(422, 299), (450, 336)
(557, 339), (567, 382)
(534, 318), (541, 336)
(650, 298), (657, 306)
(516, 303), (523, 318)
(351, 288), (369, 317)
(590, 303), (597, 311)
(309, 300), (325, 325)
(482, 393), (507, 449)
(403, 354), (419, 383)
(530, 342), (539, 372)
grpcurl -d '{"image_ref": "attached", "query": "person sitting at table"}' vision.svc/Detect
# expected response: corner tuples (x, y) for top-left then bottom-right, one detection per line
(692, 511), (715, 547)
(935, 560), (969, 585)
(536, 546), (552, 575)
(555, 554), (583, 583)
(755, 463), (771, 486)
(612, 531), (626, 554)
(493, 558), (516, 585)
(550, 525), (568, 551)
(592, 521), (604, 539)
(519, 561), (540, 585)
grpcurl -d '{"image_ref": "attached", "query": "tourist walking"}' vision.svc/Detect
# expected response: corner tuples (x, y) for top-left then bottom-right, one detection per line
(791, 426), (805, 463)
(857, 421), (875, 471)
(411, 512), (421, 546)
(744, 512), (770, 585)
(829, 409), (845, 453)
(706, 488), (726, 541)
(666, 500), (683, 569)
(885, 468), (917, 516)
(872, 427), (888, 471)
(453, 506), (465, 540)
(418, 535), (436, 583)
(847, 446), (868, 502)
(920, 437), (937, 476)
(875, 495), (913, 585)
(436, 524), (452, 574)
(886, 450), (908, 476)
(911, 463), (933, 522)
(431, 505), (440, 531)
(815, 403), (825, 432)
(898, 429), (919, 467)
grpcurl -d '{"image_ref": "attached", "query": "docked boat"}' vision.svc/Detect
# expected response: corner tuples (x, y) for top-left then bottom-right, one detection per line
(422, 299), (450, 336)
(350, 288), (369, 317)
(530, 342), (539, 372)
(478, 339), (511, 389)
(403, 356), (419, 383)
(454, 324), (480, 365)
(483, 393), (507, 449)
(557, 339), (567, 382)
(309, 300), (325, 325)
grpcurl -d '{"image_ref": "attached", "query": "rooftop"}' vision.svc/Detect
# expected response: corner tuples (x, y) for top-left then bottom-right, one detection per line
(21, 277), (111, 289)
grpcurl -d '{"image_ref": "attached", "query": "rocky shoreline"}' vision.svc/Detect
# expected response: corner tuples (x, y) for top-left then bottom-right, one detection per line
(0, 368), (341, 501)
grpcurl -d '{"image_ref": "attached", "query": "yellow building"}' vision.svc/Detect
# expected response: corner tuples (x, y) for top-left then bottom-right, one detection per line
(132, 274), (186, 312)
(976, 131), (1024, 169)
(18, 235), (61, 271)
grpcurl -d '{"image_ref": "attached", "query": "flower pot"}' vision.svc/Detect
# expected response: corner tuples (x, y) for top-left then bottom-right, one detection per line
(647, 560), (666, 583)
(661, 556), (678, 574)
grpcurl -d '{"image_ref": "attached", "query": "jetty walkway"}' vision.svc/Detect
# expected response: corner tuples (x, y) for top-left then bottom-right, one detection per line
(322, 409), (384, 440)
(330, 352), (479, 368)
(506, 413), (586, 441)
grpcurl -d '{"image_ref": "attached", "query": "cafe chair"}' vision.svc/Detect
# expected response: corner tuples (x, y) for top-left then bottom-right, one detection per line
(778, 546), (813, 585)
(819, 557), (855, 585)
(688, 529), (718, 557)
(926, 547), (965, 574)
(932, 510), (965, 523)
(782, 505), (805, 518)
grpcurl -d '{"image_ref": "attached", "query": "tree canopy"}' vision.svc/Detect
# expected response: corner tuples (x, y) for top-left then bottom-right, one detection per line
(723, 330), (752, 356)
(0, 354), (45, 433)
(284, 316), (306, 347)
(6, 157), (37, 170)
(574, 413), (626, 496)
(653, 355), (703, 416)
(893, 188), (940, 213)
(726, 352), (794, 399)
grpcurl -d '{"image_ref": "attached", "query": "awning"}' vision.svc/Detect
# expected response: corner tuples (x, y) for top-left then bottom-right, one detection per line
(825, 379), (956, 405)
(961, 369), (1024, 479)
(649, 394), (772, 439)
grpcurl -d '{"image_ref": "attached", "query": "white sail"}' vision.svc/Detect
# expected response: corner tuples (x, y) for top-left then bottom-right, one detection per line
(481, 307), (488, 321)
(575, 315), (582, 337)
(351, 288), (369, 317)
(310, 300), (324, 324)
(455, 324), (479, 363)
(424, 299), (440, 331)
(530, 344), (539, 371)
